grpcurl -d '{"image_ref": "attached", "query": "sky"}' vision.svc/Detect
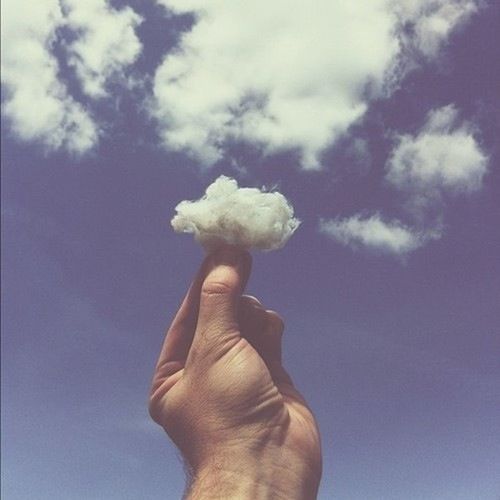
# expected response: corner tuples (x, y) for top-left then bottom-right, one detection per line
(1, 1), (499, 499)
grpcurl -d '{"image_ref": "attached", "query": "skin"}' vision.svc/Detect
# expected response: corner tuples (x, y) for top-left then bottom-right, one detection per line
(149, 246), (322, 499)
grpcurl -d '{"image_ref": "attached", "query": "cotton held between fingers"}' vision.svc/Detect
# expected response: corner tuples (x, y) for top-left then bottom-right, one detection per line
(171, 176), (300, 251)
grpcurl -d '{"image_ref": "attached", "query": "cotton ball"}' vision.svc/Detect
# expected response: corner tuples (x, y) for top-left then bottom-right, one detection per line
(171, 176), (300, 251)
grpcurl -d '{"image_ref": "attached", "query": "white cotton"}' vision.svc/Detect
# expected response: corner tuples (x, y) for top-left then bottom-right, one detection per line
(171, 176), (300, 251)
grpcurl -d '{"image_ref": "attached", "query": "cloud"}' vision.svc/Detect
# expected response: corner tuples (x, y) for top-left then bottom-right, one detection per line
(386, 104), (488, 215)
(1, 0), (142, 153)
(63, 0), (143, 99)
(153, 0), (479, 169)
(395, 0), (479, 59)
(319, 214), (427, 255)
(1, 0), (98, 154)
(171, 176), (300, 251)
(324, 103), (488, 255)
(1, 0), (480, 163)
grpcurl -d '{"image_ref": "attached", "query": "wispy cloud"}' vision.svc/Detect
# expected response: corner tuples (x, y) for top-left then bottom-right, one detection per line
(321, 104), (488, 255)
(394, 0), (480, 60)
(319, 214), (430, 255)
(386, 104), (488, 216)
(63, 0), (143, 99)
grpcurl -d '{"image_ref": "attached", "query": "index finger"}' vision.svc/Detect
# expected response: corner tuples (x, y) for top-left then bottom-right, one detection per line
(152, 254), (212, 381)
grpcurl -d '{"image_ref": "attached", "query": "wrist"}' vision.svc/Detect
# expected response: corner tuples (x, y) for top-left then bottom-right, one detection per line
(185, 448), (321, 500)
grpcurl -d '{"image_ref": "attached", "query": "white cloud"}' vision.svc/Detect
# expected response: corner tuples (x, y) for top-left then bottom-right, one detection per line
(63, 0), (143, 99)
(1, 0), (98, 154)
(330, 103), (488, 256)
(394, 0), (479, 59)
(386, 105), (488, 204)
(171, 176), (300, 251)
(1, 0), (142, 153)
(354, 103), (490, 253)
(153, 0), (479, 169)
(319, 214), (427, 254)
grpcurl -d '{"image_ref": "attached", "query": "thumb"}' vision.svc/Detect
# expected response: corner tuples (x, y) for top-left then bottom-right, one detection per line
(193, 245), (252, 347)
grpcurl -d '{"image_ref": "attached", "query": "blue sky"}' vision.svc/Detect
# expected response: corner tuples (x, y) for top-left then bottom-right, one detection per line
(1, 1), (500, 499)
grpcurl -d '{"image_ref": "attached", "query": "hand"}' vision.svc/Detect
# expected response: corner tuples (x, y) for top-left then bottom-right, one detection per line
(149, 246), (322, 499)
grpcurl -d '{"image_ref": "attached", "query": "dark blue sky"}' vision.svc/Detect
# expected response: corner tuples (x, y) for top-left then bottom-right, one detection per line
(2, 1), (500, 499)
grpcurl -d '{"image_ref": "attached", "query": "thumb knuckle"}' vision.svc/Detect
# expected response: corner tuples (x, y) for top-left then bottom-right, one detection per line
(201, 279), (234, 297)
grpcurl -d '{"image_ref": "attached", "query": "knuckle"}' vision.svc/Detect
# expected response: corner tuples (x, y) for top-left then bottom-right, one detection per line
(201, 280), (234, 297)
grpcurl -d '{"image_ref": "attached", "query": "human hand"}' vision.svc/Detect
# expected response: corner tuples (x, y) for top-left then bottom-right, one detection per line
(149, 246), (322, 499)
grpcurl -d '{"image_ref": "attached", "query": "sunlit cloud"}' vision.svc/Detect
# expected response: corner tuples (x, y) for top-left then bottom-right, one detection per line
(1, 0), (142, 153)
(1, 0), (98, 154)
(1, 0), (488, 257)
(152, 0), (480, 169)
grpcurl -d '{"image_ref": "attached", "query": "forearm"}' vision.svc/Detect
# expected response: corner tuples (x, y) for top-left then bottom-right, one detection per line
(184, 451), (320, 500)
